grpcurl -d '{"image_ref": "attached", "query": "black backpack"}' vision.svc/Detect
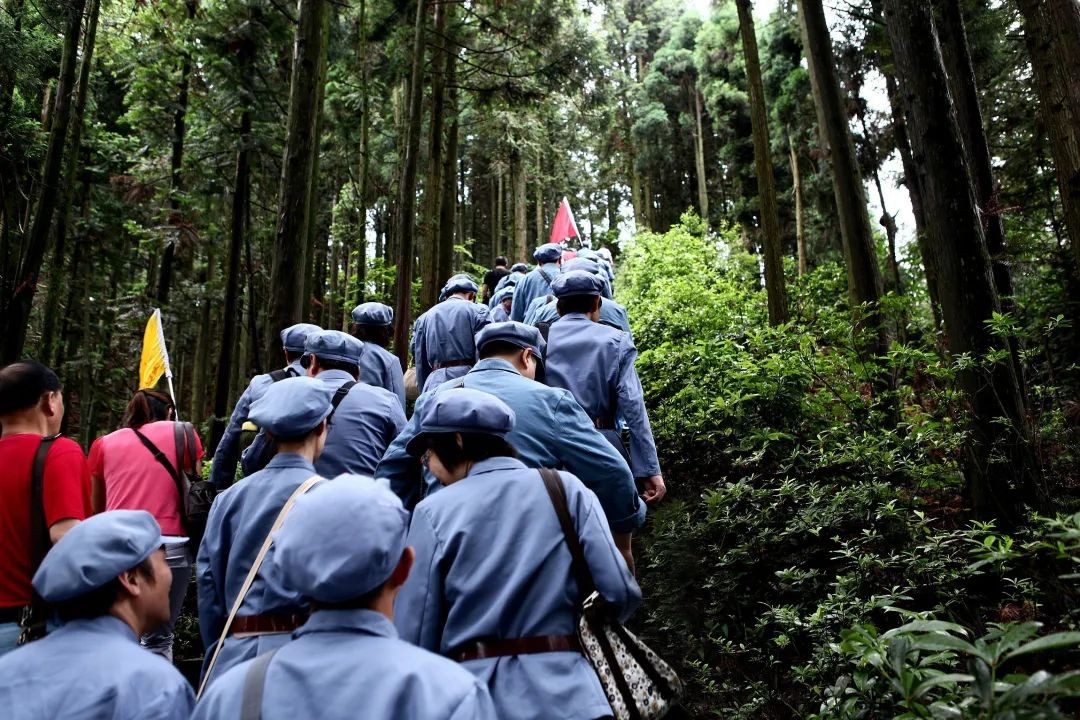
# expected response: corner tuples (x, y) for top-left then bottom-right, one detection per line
(240, 381), (357, 477)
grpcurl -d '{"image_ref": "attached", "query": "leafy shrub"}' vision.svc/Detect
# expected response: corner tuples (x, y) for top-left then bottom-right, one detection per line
(617, 217), (1080, 718)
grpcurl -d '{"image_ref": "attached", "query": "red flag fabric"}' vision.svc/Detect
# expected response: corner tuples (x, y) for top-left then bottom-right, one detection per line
(549, 197), (580, 244)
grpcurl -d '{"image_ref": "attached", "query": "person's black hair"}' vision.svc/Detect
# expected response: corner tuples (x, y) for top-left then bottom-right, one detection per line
(313, 356), (360, 380)
(478, 340), (529, 360)
(350, 324), (392, 348)
(53, 557), (156, 622)
(425, 431), (518, 468)
(494, 256), (508, 267)
(123, 389), (174, 429)
(284, 350), (304, 364)
(0, 362), (61, 416)
(556, 295), (601, 316)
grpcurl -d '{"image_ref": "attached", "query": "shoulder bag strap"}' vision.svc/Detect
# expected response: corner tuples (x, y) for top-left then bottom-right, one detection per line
(327, 381), (357, 426)
(197, 474), (324, 699)
(240, 647), (281, 720)
(539, 468), (597, 600)
(29, 436), (58, 572)
(133, 427), (186, 502)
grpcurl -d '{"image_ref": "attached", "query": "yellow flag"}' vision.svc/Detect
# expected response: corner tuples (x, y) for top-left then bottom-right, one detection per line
(139, 309), (172, 390)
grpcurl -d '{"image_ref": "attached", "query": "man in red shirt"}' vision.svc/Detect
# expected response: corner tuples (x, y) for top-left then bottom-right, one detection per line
(0, 362), (91, 655)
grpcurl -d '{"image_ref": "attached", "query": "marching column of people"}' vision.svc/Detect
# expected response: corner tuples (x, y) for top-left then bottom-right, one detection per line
(0, 240), (667, 720)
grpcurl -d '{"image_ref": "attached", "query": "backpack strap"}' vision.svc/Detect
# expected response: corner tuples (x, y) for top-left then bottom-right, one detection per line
(29, 436), (58, 575)
(240, 648), (281, 720)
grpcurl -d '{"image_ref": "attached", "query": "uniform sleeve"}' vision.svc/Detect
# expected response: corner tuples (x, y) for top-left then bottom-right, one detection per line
(197, 499), (229, 650)
(384, 394), (408, 448)
(616, 334), (660, 478)
(210, 383), (254, 488)
(43, 439), (91, 526)
(564, 472), (642, 622)
(412, 318), (429, 394)
(375, 392), (429, 510)
(387, 356), (407, 412)
(447, 682), (499, 720)
(473, 305), (491, 336)
(552, 393), (645, 534)
(394, 506), (445, 652)
(510, 274), (532, 322)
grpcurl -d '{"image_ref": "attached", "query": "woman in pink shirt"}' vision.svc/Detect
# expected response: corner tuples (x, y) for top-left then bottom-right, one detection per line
(88, 389), (203, 660)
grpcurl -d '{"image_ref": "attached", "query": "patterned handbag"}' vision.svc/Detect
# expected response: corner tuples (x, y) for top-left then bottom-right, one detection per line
(540, 469), (683, 720)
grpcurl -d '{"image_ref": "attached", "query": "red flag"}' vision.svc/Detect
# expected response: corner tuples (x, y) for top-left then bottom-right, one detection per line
(549, 197), (580, 244)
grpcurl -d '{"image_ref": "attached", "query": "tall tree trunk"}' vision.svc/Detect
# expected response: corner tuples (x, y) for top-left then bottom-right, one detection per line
(420, 0), (449, 311)
(789, 136), (807, 276)
(1016, 0), (1080, 281)
(157, 0), (199, 307)
(209, 44), (253, 454)
(859, 111), (902, 296)
(303, 5), (332, 324)
(40, 0), (100, 366)
(936, 0), (1024, 390)
(882, 0), (1038, 522)
(536, 179), (544, 245)
(797, 0), (885, 353)
(692, 86), (709, 224)
(392, 0), (429, 369)
(438, 43), (459, 283)
(738, 0), (788, 325)
(190, 242), (214, 422)
(495, 172), (504, 259)
(354, 0), (370, 307)
(0, 0), (88, 364)
(935, 0), (1009, 299)
(883, 66), (941, 328)
(265, 0), (330, 362)
(512, 150), (527, 263)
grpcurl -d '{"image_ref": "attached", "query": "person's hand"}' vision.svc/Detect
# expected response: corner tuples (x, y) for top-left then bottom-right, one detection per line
(641, 475), (666, 504)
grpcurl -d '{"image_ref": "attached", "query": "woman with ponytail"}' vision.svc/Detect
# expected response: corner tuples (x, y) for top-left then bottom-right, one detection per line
(87, 388), (204, 660)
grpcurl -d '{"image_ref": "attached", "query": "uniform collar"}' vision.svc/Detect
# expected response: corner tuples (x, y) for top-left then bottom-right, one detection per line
(560, 313), (592, 323)
(470, 358), (522, 375)
(286, 360), (305, 375)
(538, 263), (560, 273)
(316, 369), (355, 383)
(265, 452), (317, 471)
(465, 456), (528, 477)
(61, 615), (139, 641)
(296, 608), (397, 639)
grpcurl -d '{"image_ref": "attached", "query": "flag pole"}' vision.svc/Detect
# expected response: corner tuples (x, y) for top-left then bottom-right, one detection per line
(154, 308), (180, 421)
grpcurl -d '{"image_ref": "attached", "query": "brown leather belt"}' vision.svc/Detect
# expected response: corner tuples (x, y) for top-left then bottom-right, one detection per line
(593, 418), (616, 430)
(229, 613), (308, 636)
(433, 358), (472, 370)
(452, 634), (582, 662)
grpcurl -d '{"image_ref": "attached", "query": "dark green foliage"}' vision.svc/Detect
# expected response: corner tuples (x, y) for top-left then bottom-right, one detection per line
(621, 219), (1080, 718)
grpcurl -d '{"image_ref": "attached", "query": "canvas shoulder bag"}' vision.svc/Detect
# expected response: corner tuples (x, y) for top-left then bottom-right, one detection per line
(197, 474), (324, 699)
(539, 468), (683, 720)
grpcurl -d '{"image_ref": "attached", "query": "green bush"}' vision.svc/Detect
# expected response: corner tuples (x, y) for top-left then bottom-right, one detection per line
(618, 217), (1080, 718)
